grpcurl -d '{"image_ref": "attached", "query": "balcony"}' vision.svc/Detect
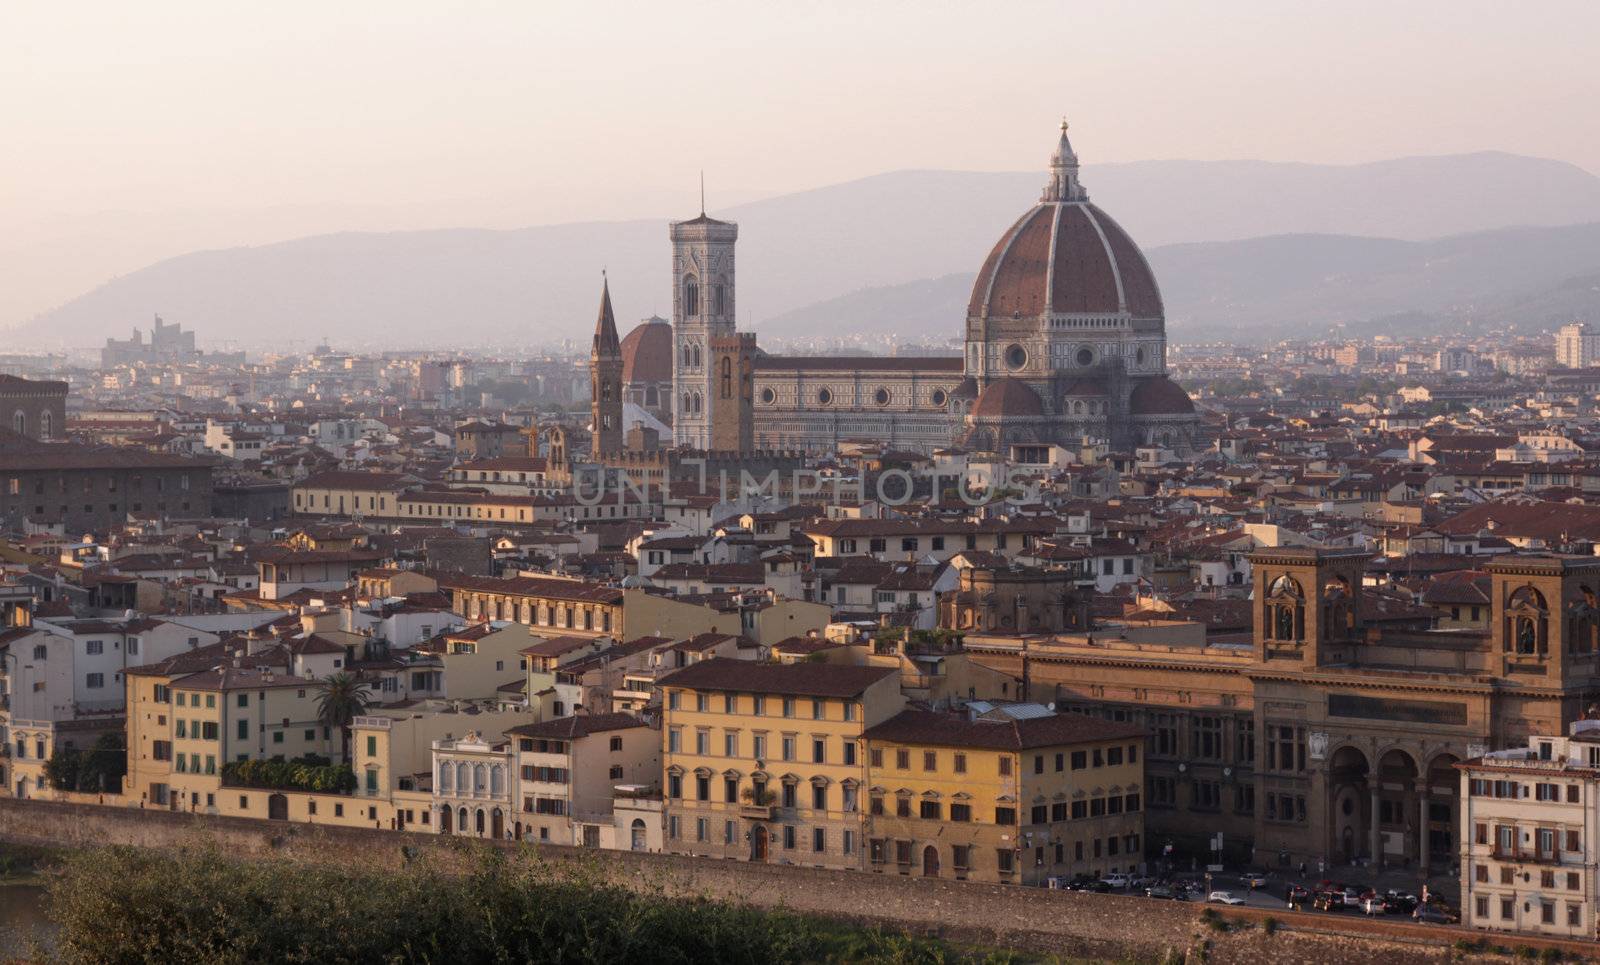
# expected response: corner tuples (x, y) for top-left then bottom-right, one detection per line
(739, 803), (775, 820)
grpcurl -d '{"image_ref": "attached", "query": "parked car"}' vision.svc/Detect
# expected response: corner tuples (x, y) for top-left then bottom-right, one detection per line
(1065, 875), (1111, 893)
(1382, 893), (1418, 915)
(1101, 873), (1131, 889)
(1208, 891), (1246, 905)
(1127, 873), (1155, 890)
(1240, 870), (1270, 888)
(1145, 886), (1189, 901)
(1360, 897), (1386, 916)
(1414, 903), (1459, 925)
(1312, 891), (1347, 912)
(1341, 886), (1373, 907)
(1286, 885), (1310, 904)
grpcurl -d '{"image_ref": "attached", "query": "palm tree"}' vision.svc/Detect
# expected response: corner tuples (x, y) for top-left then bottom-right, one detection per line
(315, 672), (372, 764)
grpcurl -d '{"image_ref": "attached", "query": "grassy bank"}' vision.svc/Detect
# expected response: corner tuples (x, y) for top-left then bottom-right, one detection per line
(43, 844), (1058, 964)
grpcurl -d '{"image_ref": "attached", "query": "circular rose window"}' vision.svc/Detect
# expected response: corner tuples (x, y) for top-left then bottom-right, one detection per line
(931, 389), (947, 407)
(817, 387), (832, 405)
(760, 388), (776, 404)
(1076, 347), (1094, 367)
(1005, 344), (1027, 370)
(874, 388), (890, 405)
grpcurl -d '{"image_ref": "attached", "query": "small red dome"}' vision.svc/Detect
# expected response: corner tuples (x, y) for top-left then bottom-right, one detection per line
(1129, 376), (1195, 415)
(620, 318), (672, 383)
(970, 378), (1045, 419)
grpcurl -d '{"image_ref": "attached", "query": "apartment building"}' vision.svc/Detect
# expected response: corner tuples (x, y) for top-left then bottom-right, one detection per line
(166, 667), (328, 811)
(861, 707), (1145, 885)
(504, 712), (658, 845)
(658, 658), (904, 869)
(1460, 720), (1600, 939)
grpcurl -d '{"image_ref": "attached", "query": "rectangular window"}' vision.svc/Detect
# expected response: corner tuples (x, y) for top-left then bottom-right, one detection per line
(995, 806), (1016, 825)
(724, 732), (738, 757)
(85, 672), (104, 689)
(924, 751), (937, 772)
(869, 747), (883, 768)
(814, 738), (827, 764)
(895, 748), (909, 769)
(998, 756), (1012, 776)
(920, 800), (941, 820)
(812, 827), (825, 852)
(950, 803), (971, 822)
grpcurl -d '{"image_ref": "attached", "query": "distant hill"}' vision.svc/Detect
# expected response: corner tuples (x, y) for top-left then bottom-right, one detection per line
(761, 222), (1600, 341)
(15, 152), (1600, 350)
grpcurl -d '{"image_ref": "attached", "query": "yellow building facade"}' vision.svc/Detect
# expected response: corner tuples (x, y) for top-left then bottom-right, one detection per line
(659, 658), (904, 868)
(861, 709), (1145, 885)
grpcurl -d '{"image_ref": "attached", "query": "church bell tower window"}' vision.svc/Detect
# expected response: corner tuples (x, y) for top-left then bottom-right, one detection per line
(684, 277), (699, 317)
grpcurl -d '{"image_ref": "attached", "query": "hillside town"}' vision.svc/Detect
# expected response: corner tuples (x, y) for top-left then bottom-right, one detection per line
(8, 130), (1600, 948)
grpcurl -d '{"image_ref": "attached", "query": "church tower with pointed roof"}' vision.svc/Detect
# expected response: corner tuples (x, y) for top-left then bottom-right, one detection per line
(590, 276), (623, 457)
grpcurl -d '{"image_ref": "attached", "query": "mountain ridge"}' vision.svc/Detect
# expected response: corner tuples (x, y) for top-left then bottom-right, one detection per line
(15, 151), (1600, 350)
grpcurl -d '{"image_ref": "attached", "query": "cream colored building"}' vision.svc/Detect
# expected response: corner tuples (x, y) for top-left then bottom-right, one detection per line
(1460, 720), (1600, 939)
(504, 712), (659, 845)
(658, 658), (905, 868)
(431, 731), (514, 839)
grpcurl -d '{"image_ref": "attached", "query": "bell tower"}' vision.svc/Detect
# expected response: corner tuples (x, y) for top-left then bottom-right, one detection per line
(670, 208), (738, 449)
(590, 277), (623, 458)
(1250, 547), (1369, 668)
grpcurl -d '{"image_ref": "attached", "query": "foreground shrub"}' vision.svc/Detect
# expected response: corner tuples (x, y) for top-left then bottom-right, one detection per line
(47, 845), (1009, 964)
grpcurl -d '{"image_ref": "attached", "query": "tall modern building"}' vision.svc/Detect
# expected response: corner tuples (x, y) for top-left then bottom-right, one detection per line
(1555, 322), (1599, 369)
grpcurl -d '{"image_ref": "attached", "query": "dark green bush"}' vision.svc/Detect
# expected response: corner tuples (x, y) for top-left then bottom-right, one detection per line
(46, 845), (1009, 964)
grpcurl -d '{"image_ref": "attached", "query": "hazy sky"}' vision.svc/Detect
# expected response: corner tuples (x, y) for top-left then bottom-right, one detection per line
(4, 0), (1598, 330)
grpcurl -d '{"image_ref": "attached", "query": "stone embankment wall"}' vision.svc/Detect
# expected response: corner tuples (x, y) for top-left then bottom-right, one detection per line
(0, 799), (1586, 963)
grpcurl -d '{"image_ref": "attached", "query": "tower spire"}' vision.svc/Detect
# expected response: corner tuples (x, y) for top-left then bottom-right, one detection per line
(1042, 116), (1086, 202)
(592, 273), (620, 357)
(699, 170), (705, 217)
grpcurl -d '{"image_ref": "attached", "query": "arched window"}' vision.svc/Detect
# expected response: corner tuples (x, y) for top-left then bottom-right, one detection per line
(11, 411), (23, 437)
(455, 762), (468, 793)
(645, 386), (658, 406)
(439, 764), (453, 793)
(683, 276), (699, 316)
(692, 393), (702, 413)
(713, 280), (726, 316)
(1507, 586), (1549, 655)
(490, 765), (504, 796)
(720, 356), (732, 399)
(692, 345), (701, 367)
(682, 393), (693, 415)
(38, 411), (51, 440)
(1265, 575), (1305, 643)
(473, 764), (487, 794)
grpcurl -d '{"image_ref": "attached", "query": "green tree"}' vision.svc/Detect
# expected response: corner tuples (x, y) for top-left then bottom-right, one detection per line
(315, 672), (372, 763)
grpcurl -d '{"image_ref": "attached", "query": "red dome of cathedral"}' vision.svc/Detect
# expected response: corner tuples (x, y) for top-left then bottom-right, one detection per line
(967, 123), (1163, 321)
(620, 317), (673, 383)
(970, 378), (1045, 419)
(1129, 376), (1196, 415)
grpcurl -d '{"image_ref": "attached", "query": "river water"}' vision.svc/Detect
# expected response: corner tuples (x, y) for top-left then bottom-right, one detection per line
(0, 884), (53, 958)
